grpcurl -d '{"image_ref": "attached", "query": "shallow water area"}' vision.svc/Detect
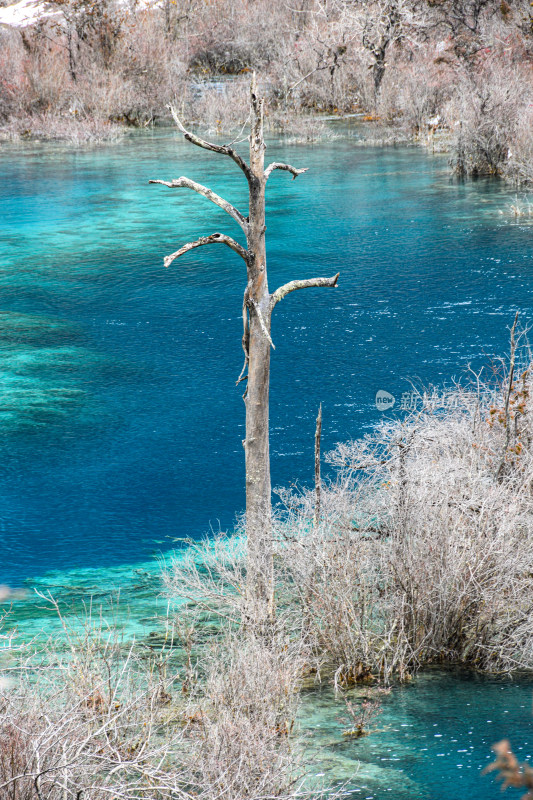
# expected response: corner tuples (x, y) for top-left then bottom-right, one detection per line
(1, 556), (169, 645)
(299, 670), (533, 800)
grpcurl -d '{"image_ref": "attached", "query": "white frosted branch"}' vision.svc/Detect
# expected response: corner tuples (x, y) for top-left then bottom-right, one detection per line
(164, 233), (249, 269)
(149, 177), (248, 234)
(270, 273), (339, 310)
(167, 105), (252, 181)
(264, 162), (309, 180)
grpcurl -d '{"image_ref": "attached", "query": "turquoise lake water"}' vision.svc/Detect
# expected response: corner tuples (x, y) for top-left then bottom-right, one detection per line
(1, 126), (533, 798)
(1, 128), (533, 585)
(301, 670), (533, 800)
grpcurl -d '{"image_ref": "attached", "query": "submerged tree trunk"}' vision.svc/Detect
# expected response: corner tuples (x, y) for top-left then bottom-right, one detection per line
(150, 75), (339, 625)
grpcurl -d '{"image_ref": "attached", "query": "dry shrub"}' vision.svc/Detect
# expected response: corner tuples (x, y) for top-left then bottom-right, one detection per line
(339, 687), (388, 738)
(109, 11), (188, 124)
(505, 105), (533, 185)
(0, 595), (194, 800)
(183, 79), (250, 135)
(183, 629), (306, 800)
(0, 29), (28, 122)
(0, 0), (532, 159)
(267, 111), (329, 142)
(0, 112), (122, 142)
(186, 0), (285, 75)
(0, 714), (51, 800)
(275, 475), (416, 685)
(277, 340), (533, 681)
(0, 594), (332, 800)
(377, 46), (453, 134)
(166, 331), (533, 685)
(446, 60), (533, 177)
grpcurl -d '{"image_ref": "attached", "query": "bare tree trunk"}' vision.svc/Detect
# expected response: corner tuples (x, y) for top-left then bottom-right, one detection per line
(245, 89), (274, 618)
(372, 50), (387, 96)
(314, 404), (322, 530)
(150, 75), (339, 626)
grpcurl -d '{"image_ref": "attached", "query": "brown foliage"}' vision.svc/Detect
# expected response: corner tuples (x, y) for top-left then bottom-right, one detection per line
(484, 740), (533, 799)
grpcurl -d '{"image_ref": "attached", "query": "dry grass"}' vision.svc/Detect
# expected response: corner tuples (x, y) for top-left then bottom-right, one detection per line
(0, 593), (340, 800)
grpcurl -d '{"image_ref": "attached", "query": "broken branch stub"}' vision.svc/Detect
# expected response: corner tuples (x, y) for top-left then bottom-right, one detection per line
(270, 273), (339, 311)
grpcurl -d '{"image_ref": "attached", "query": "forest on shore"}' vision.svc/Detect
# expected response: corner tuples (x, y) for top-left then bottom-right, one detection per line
(1, 0), (533, 181)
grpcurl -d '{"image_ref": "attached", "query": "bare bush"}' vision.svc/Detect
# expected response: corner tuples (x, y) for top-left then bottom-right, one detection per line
(0, 110), (123, 142)
(277, 339), (533, 680)
(446, 61), (533, 177)
(183, 79), (250, 135)
(0, 604), (192, 800)
(1, 0), (532, 162)
(182, 628), (306, 800)
(377, 46), (453, 135)
(0, 594), (333, 800)
(505, 105), (533, 185)
(0, 29), (27, 122)
(166, 329), (533, 685)
(267, 111), (330, 142)
(339, 687), (389, 738)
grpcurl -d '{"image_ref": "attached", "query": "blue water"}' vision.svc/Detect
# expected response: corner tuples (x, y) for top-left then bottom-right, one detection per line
(1, 126), (533, 800)
(301, 670), (533, 800)
(0, 129), (532, 586)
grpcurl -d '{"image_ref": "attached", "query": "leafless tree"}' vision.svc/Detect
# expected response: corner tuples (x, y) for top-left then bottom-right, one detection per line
(280, 0), (354, 107)
(150, 75), (339, 626)
(51, 0), (127, 78)
(445, 61), (531, 177)
(339, 0), (422, 99)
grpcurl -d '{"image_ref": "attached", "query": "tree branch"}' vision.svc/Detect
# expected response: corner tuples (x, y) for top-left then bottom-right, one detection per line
(270, 273), (339, 310)
(167, 105), (252, 182)
(264, 162), (309, 180)
(237, 285), (251, 386)
(149, 177), (248, 234)
(163, 233), (249, 269)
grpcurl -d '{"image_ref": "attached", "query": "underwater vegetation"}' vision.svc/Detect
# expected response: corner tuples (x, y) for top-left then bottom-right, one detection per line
(0, 310), (106, 433)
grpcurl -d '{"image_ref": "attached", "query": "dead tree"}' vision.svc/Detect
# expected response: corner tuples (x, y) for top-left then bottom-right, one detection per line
(314, 404), (322, 530)
(150, 75), (339, 625)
